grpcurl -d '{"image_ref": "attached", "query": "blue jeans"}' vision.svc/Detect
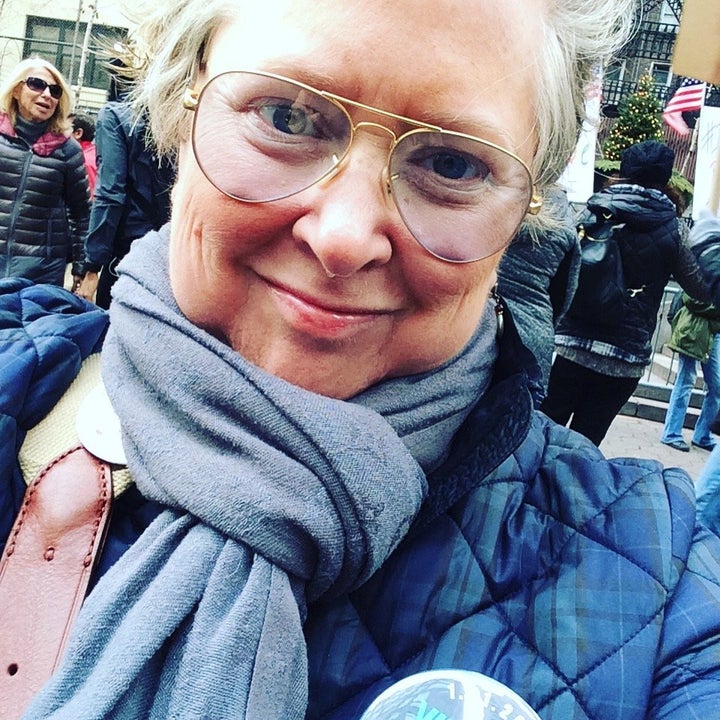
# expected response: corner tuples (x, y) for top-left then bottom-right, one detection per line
(696, 443), (720, 534)
(661, 336), (720, 446)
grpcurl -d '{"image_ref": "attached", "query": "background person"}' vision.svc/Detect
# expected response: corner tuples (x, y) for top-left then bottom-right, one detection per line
(685, 209), (720, 535)
(0, 57), (90, 288)
(660, 293), (720, 452)
(497, 184), (581, 399)
(541, 140), (709, 445)
(70, 112), (97, 199)
(76, 99), (174, 308)
(1, 1), (718, 719)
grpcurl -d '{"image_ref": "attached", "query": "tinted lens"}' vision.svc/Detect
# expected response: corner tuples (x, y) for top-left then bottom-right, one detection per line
(192, 71), (352, 202)
(26, 76), (62, 99)
(389, 130), (532, 262)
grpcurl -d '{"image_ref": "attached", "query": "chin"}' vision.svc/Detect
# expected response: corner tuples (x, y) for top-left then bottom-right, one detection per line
(259, 353), (379, 399)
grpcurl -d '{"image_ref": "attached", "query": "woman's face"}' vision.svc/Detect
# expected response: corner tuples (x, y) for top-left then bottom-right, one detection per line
(170, 0), (543, 398)
(13, 67), (59, 123)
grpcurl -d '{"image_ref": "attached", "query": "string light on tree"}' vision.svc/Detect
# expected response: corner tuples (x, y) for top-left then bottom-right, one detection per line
(603, 74), (664, 161)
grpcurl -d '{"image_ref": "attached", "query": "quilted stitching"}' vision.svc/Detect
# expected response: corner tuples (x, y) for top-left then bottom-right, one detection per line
(0, 280), (107, 549)
(305, 411), (711, 720)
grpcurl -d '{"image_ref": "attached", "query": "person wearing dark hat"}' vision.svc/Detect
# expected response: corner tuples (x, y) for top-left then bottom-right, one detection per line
(541, 140), (710, 446)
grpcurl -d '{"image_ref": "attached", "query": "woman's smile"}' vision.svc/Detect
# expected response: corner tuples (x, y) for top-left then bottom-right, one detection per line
(265, 277), (393, 340)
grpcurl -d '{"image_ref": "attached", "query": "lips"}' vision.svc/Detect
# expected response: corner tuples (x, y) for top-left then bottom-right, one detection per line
(265, 277), (393, 338)
(34, 101), (53, 115)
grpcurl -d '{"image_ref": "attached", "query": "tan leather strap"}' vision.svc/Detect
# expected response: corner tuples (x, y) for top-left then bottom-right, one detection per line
(0, 446), (112, 718)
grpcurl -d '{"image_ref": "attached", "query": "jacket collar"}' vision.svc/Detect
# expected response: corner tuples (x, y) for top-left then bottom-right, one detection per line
(411, 307), (538, 534)
(0, 112), (69, 157)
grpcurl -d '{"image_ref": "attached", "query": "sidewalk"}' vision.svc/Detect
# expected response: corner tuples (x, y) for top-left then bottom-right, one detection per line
(600, 413), (710, 482)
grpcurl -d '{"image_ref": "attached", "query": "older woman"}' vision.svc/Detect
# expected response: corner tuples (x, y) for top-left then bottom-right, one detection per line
(1, 0), (719, 718)
(0, 57), (90, 287)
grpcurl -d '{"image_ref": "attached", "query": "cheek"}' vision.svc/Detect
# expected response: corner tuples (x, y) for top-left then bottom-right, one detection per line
(390, 254), (498, 376)
(171, 157), (259, 271)
(169, 159), (242, 327)
(14, 90), (29, 112)
(406, 252), (497, 317)
(168, 153), (300, 330)
(171, 148), (301, 250)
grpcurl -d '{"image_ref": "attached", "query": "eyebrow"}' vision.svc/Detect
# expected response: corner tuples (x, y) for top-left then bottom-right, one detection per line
(420, 112), (512, 140)
(249, 63), (514, 143)
(259, 63), (341, 94)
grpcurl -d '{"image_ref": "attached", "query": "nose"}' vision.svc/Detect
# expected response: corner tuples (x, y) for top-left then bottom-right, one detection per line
(294, 138), (395, 278)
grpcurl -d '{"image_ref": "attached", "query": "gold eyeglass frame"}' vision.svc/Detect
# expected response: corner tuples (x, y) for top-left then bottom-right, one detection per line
(182, 70), (542, 213)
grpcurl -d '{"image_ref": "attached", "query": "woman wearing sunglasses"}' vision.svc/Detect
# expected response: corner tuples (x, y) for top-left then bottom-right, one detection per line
(0, 57), (90, 288)
(3, 1), (720, 718)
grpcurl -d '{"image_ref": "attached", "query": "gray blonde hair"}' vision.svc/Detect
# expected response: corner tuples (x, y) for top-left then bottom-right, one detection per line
(534, 0), (636, 189)
(127, 0), (637, 225)
(123, 0), (236, 155)
(0, 56), (73, 134)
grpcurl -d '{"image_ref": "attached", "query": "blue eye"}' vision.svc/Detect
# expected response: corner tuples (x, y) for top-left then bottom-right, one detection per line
(426, 151), (484, 181)
(258, 103), (317, 136)
(432, 152), (470, 180)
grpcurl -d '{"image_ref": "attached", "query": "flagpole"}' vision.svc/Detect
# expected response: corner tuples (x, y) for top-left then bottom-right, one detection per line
(680, 122), (698, 177)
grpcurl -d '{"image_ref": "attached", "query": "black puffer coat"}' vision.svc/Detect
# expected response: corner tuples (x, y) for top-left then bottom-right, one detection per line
(0, 112), (90, 286)
(556, 184), (707, 364)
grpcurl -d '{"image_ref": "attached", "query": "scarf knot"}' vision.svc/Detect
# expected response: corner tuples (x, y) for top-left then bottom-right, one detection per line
(25, 226), (496, 719)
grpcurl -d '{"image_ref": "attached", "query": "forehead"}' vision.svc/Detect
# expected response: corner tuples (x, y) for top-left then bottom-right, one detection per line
(205, 0), (544, 156)
(25, 66), (56, 81)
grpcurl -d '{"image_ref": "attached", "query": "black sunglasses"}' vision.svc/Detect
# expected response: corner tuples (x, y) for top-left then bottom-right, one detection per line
(24, 76), (63, 99)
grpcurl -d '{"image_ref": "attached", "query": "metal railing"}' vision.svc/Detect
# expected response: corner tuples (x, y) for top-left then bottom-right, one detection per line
(644, 284), (681, 384)
(624, 22), (678, 61)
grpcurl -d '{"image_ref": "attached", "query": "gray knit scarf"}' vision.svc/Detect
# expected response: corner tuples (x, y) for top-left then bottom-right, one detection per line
(24, 226), (497, 719)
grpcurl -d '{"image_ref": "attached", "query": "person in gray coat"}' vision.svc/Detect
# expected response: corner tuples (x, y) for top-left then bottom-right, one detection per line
(0, 57), (90, 288)
(497, 185), (580, 398)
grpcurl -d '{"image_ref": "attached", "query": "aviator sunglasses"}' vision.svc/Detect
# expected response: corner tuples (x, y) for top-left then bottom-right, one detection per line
(183, 70), (542, 264)
(24, 76), (63, 100)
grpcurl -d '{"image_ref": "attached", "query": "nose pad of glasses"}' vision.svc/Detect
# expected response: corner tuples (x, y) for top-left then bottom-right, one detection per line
(354, 121), (397, 144)
(381, 166), (393, 197)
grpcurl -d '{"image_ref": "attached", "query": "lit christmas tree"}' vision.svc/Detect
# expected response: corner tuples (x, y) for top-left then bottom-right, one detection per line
(603, 74), (664, 160)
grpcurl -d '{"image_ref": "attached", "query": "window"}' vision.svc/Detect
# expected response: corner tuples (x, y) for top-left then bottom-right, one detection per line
(660, 1), (680, 25)
(24, 16), (127, 91)
(650, 62), (672, 88)
(605, 60), (626, 83)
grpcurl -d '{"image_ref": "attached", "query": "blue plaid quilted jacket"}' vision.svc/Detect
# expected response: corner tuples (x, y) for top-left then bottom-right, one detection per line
(2, 280), (720, 720)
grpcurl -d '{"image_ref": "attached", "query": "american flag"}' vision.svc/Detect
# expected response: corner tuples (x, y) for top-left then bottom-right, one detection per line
(662, 77), (707, 136)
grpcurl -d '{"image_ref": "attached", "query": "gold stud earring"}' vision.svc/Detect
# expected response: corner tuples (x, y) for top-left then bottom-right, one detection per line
(182, 88), (199, 110)
(527, 190), (543, 215)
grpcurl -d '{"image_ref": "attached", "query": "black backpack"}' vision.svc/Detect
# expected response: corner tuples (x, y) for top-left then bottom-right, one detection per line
(566, 210), (629, 325)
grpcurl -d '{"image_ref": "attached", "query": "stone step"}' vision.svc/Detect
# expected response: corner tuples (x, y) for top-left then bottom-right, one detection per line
(632, 381), (705, 410)
(619, 394), (703, 428)
(618, 346), (703, 427)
